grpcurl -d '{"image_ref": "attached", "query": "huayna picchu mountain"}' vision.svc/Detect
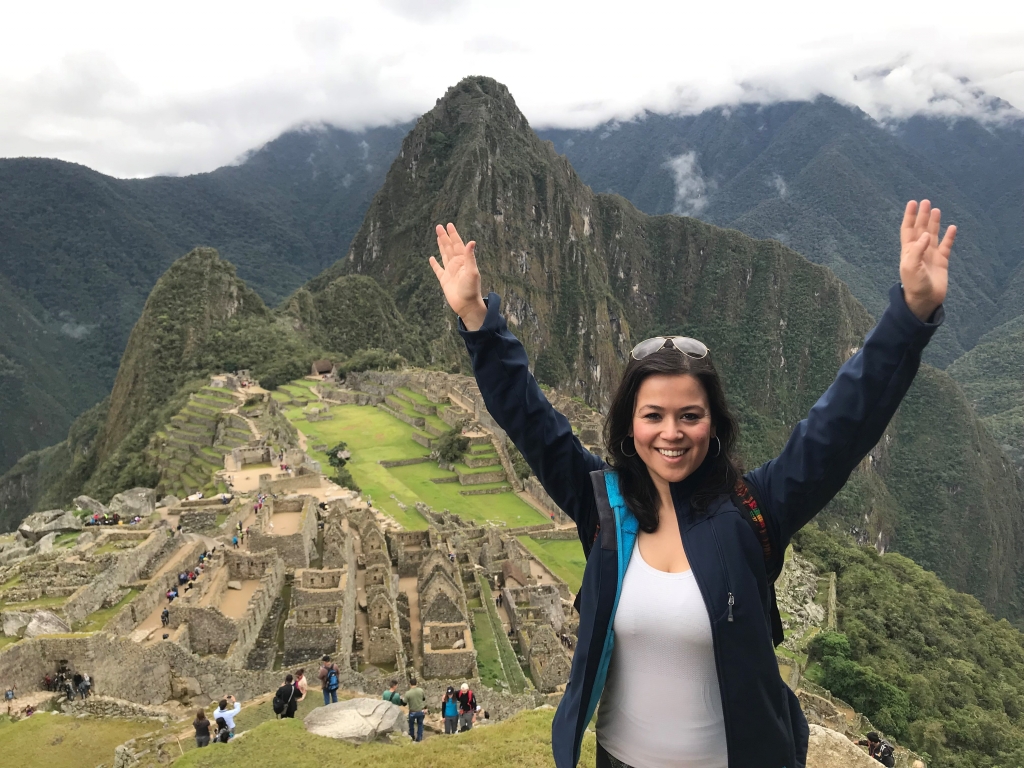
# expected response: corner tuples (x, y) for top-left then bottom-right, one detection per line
(2, 77), (1024, 628)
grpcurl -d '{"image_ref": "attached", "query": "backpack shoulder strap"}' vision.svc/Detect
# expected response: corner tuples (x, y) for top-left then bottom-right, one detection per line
(733, 479), (786, 648)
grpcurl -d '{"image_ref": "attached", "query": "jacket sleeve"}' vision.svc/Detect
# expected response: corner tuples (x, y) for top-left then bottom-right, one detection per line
(745, 283), (943, 547)
(459, 293), (605, 527)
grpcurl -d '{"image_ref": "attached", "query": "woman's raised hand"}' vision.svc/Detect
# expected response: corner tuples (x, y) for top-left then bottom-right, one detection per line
(430, 223), (488, 331)
(900, 200), (956, 321)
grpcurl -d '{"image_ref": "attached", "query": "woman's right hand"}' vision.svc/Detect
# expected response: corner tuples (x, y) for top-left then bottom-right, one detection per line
(430, 223), (488, 331)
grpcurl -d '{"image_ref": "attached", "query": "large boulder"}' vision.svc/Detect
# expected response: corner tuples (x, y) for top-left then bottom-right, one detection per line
(1, 610), (33, 637)
(303, 698), (404, 743)
(17, 509), (83, 542)
(108, 488), (156, 518)
(74, 495), (108, 516)
(24, 610), (71, 638)
(806, 724), (878, 768)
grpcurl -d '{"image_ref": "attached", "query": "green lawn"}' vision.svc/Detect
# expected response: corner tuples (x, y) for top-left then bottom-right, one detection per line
(516, 537), (586, 594)
(0, 711), (155, 768)
(0, 594), (68, 611)
(278, 391), (549, 531)
(471, 608), (508, 690)
(478, 577), (529, 693)
(74, 589), (139, 632)
(171, 707), (596, 768)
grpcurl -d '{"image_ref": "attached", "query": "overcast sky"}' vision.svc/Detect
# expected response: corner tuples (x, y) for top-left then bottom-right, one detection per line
(2, 0), (1021, 178)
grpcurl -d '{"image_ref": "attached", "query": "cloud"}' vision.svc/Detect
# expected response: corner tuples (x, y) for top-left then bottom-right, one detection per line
(0, 0), (1021, 177)
(664, 152), (708, 216)
(770, 174), (788, 199)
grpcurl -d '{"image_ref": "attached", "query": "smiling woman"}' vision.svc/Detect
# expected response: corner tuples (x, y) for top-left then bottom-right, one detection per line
(429, 204), (954, 768)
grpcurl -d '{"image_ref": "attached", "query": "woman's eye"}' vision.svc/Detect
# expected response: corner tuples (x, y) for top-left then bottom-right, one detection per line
(643, 413), (660, 421)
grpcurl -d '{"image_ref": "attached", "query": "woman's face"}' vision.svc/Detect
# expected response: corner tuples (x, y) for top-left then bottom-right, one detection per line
(631, 373), (714, 489)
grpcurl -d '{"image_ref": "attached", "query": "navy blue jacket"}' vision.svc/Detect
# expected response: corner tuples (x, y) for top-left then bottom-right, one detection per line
(460, 284), (941, 768)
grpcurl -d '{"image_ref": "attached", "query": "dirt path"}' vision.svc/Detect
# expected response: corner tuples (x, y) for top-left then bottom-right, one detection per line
(216, 580), (261, 619)
(399, 576), (423, 672)
(529, 559), (559, 586)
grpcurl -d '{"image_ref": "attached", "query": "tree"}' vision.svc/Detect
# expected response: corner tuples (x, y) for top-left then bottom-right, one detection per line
(434, 425), (470, 465)
(326, 441), (359, 492)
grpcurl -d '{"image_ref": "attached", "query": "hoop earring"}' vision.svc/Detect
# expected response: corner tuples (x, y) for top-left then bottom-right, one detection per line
(709, 435), (721, 458)
(620, 437), (637, 458)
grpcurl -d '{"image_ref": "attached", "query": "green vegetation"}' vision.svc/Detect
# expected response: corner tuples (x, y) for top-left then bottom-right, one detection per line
(796, 525), (1024, 767)
(74, 589), (139, 632)
(478, 576), (530, 694)
(171, 708), (597, 767)
(325, 441), (359, 493)
(281, 396), (547, 530)
(471, 608), (508, 690)
(0, 711), (155, 767)
(434, 425), (470, 465)
(516, 536), (586, 593)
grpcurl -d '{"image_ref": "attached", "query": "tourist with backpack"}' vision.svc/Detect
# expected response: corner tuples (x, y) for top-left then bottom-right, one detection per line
(456, 683), (476, 731)
(441, 686), (459, 734)
(404, 677), (426, 742)
(382, 679), (405, 706)
(214, 716), (230, 743)
(430, 202), (954, 768)
(318, 655), (339, 705)
(857, 731), (896, 766)
(273, 674), (299, 719)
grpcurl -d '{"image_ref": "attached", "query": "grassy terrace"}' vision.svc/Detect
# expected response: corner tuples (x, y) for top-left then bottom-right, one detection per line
(277, 379), (548, 530)
(0, 711), (156, 767)
(471, 607), (508, 690)
(171, 708), (598, 767)
(516, 536), (586, 594)
(74, 589), (139, 632)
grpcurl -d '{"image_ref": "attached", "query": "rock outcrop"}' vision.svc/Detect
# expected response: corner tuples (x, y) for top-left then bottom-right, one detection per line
(108, 488), (156, 518)
(806, 724), (877, 768)
(17, 509), (82, 541)
(23, 610), (72, 638)
(303, 698), (404, 743)
(74, 496), (108, 516)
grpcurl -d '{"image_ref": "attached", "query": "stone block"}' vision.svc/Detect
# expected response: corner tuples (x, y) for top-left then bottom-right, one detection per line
(17, 509), (83, 542)
(24, 610), (71, 638)
(227, 581), (243, 590)
(303, 698), (404, 743)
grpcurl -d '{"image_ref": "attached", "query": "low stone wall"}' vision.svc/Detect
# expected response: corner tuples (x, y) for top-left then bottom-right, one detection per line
(412, 433), (433, 449)
(0, 632), (285, 707)
(247, 497), (317, 568)
(62, 695), (170, 721)
(259, 473), (321, 494)
(457, 469), (507, 486)
(529, 529), (578, 540)
(64, 528), (168, 625)
(377, 403), (424, 429)
(378, 457), (432, 468)
(459, 487), (510, 496)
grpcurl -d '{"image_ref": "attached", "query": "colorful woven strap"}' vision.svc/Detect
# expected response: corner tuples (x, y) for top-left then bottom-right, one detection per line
(734, 479), (773, 563)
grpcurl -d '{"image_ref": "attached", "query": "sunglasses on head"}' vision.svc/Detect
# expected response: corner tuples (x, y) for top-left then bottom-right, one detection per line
(630, 336), (709, 361)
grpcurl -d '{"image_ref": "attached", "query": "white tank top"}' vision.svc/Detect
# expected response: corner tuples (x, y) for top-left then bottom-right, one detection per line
(596, 541), (728, 767)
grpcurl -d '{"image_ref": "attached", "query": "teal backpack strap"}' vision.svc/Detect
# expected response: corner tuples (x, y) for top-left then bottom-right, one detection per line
(604, 471), (639, 570)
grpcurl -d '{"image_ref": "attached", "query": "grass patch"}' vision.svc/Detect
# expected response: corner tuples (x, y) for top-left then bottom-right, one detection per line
(395, 387), (431, 405)
(74, 589), (139, 633)
(0, 636), (20, 650)
(478, 577), (530, 694)
(278, 394), (548, 531)
(170, 707), (596, 767)
(54, 532), (81, 548)
(471, 608), (508, 690)
(0, 712), (155, 767)
(0, 595), (68, 611)
(215, 513), (229, 527)
(516, 537), (586, 594)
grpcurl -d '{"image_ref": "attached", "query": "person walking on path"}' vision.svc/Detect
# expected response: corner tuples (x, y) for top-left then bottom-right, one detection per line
(429, 201), (955, 768)
(442, 686), (460, 734)
(274, 674), (299, 719)
(214, 695), (241, 739)
(383, 679), (405, 706)
(294, 669), (308, 702)
(318, 656), (339, 705)
(456, 683), (477, 732)
(161, 608), (169, 627)
(404, 677), (426, 742)
(193, 709), (211, 748)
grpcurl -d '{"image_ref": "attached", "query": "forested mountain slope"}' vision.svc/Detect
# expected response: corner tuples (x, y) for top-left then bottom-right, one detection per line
(305, 76), (1024, 621)
(0, 124), (406, 472)
(538, 100), (1024, 368)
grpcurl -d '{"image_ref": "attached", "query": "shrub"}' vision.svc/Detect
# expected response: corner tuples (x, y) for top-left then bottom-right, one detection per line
(434, 424), (470, 465)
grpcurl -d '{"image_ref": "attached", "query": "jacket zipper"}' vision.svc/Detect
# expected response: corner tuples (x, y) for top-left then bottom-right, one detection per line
(711, 523), (735, 622)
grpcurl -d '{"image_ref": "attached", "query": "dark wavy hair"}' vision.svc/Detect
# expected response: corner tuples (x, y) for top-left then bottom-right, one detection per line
(604, 345), (742, 533)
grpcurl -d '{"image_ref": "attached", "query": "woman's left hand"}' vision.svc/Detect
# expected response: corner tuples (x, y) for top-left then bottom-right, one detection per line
(900, 200), (956, 321)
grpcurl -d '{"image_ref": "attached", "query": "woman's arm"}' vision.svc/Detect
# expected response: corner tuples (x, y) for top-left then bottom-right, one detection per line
(431, 223), (605, 526)
(745, 200), (955, 546)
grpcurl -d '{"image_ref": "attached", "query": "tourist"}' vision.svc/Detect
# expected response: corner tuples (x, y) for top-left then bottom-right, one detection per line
(318, 656), (339, 705)
(456, 683), (476, 732)
(215, 695), (241, 738)
(294, 669), (308, 701)
(856, 732), (896, 766)
(429, 204), (955, 768)
(404, 676), (426, 742)
(232, 535), (239, 549)
(441, 686), (459, 734)
(214, 716), (230, 743)
(80, 673), (91, 698)
(193, 709), (211, 748)
(382, 679), (404, 705)
(274, 674), (299, 719)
